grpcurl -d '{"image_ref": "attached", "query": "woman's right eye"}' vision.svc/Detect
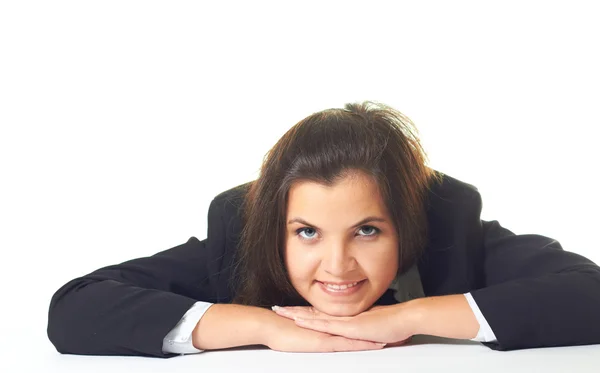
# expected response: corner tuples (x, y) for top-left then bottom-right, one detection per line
(296, 227), (318, 241)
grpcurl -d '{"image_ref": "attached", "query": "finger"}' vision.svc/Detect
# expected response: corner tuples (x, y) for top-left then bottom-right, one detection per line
(271, 308), (298, 321)
(325, 336), (386, 352)
(271, 306), (311, 320)
(294, 318), (362, 340)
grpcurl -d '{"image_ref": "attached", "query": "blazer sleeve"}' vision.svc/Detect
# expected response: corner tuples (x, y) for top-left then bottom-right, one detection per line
(47, 199), (224, 358)
(470, 219), (600, 351)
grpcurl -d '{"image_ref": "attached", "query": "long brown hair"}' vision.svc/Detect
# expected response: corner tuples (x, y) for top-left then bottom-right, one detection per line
(231, 101), (443, 307)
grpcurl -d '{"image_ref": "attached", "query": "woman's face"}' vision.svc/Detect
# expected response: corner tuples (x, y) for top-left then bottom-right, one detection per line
(284, 171), (399, 316)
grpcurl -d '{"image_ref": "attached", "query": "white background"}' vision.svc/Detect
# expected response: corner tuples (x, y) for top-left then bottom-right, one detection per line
(1, 0), (599, 368)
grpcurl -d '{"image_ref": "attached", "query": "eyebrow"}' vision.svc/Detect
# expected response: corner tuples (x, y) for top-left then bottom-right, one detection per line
(287, 216), (387, 230)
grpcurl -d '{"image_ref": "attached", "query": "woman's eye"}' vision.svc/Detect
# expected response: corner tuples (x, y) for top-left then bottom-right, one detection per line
(358, 225), (380, 237)
(297, 227), (318, 240)
(296, 226), (380, 241)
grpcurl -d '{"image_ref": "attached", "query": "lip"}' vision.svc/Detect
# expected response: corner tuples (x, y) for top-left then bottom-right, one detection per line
(317, 279), (366, 296)
(318, 280), (365, 286)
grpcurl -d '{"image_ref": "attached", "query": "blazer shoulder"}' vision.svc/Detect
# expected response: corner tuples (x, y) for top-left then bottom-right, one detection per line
(205, 180), (253, 302)
(212, 181), (253, 209)
(430, 170), (479, 194)
(419, 171), (486, 295)
(427, 171), (482, 213)
(208, 180), (254, 231)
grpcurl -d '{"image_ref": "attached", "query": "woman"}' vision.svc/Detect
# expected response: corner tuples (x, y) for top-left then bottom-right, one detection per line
(47, 102), (600, 357)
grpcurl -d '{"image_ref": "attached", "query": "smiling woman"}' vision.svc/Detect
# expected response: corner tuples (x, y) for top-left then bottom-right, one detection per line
(231, 103), (441, 312)
(283, 172), (400, 317)
(47, 101), (600, 357)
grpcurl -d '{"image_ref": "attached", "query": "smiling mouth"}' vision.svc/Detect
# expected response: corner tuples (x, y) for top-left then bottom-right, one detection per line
(317, 280), (364, 290)
(316, 279), (367, 295)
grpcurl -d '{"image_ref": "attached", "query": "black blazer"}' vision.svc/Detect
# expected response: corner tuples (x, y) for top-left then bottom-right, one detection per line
(47, 172), (600, 357)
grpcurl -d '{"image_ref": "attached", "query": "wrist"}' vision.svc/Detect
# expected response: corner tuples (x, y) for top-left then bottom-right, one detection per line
(391, 300), (424, 338)
(192, 304), (272, 350)
(255, 307), (281, 346)
(405, 294), (479, 339)
(257, 308), (301, 347)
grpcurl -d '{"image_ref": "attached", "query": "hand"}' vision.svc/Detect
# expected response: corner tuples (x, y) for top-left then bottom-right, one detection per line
(263, 311), (387, 352)
(272, 303), (417, 346)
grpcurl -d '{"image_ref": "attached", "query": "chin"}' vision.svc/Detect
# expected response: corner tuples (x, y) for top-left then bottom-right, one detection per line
(313, 301), (368, 317)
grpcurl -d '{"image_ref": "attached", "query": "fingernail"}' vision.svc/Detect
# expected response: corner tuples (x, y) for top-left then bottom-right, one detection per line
(294, 317), (305, 322)
(378, 343), (387, 347)
(271, 305), (280, 311)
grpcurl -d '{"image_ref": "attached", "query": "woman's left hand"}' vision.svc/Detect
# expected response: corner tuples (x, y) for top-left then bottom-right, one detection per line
(272, 303), (418, 346)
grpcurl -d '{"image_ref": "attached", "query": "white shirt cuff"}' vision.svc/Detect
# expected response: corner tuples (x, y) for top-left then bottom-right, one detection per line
(162, 301), (214, 354)
(463, 292), (498, 343)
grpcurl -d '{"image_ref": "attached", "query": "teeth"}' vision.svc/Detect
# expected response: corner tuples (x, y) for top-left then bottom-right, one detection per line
(323, 281), (360, 290)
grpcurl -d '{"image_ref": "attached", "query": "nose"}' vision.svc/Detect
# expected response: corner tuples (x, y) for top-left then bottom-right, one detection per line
(321, 240), (356, 277)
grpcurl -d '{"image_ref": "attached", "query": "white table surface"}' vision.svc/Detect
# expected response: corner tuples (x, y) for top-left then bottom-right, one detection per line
(3, 326), (599, 373)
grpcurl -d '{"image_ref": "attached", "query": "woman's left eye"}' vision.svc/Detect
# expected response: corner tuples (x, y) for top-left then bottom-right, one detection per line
(358, 225), (380, 236)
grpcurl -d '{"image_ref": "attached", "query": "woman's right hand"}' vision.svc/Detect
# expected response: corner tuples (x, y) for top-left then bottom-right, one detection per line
(192, 303), (385, 352)
(262, 311), (386, 352)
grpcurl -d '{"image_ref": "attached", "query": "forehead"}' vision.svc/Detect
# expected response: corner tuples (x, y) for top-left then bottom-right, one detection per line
(286, 172), (388, 217)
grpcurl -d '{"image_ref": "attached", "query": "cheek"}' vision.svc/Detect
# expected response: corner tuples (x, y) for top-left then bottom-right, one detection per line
(357, 244), (399, 282)
(285, 241), (318, 283)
